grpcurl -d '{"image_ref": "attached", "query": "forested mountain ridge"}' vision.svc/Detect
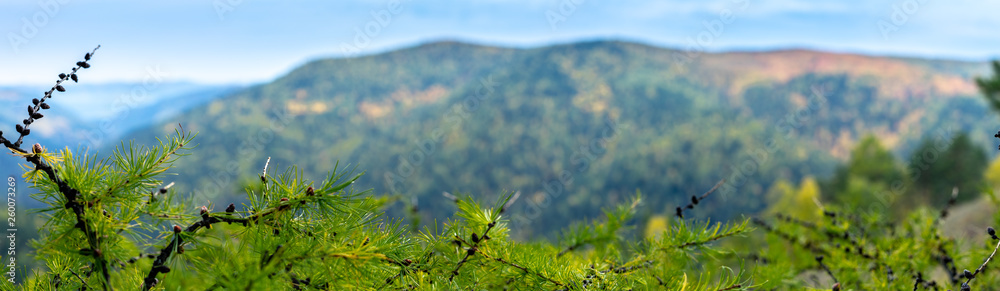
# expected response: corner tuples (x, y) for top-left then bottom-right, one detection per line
(120, 40), (996, 237)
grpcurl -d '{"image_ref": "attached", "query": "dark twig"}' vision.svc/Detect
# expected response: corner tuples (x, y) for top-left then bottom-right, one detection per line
(676, 179), (725, 219)
(11, 46), (100, 148)
(260, 156), (271, 192)
(67, 268), (92, 290)
(442, 191), (458, 204)
(912, 272), (924, 291)
(815, 255), (839, 284)
(939, 187), (959, 220)
(499, 191), (520, 214)
(752, 218), (828, 255)
(960, 230), (1000, 290)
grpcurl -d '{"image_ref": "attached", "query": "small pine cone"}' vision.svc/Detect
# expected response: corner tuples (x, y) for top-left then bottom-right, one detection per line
(32, 143), (42, 154)
(55, 85), (65, 92)
(40, 103), (50, 109)
(173, 225), (182, 233)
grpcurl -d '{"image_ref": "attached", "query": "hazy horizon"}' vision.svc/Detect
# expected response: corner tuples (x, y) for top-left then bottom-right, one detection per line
(3, 38), (995, 87)
(1, 0), (997, 86)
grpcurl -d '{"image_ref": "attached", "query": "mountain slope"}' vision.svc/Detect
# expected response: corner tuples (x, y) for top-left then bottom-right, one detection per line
(120, 40), (996, 237)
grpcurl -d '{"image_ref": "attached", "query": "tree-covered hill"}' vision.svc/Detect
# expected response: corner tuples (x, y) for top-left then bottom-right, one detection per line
(120, 40), (997, 238)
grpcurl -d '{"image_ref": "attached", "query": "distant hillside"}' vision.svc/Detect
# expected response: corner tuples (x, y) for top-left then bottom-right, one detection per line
(0, 83), (242, 146)
(119, 40), (997, 237)
(1, 82), (241, 213)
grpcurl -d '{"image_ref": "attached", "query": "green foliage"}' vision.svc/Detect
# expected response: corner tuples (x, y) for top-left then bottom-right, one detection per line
(846, 135), (905, 184)
(976, 60), (1000, 114)
(749, 202), (1000, 291)
(823, 135), (905, 209)
(765, 177), (822, 221)
(984, 156), (1000, 190)
(909, 132), (988, 206)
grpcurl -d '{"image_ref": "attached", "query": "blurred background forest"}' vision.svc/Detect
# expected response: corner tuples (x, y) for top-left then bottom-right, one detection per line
(2, 0), (1000, 274)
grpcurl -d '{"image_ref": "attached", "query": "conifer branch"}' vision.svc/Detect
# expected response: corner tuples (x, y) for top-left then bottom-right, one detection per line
(752, 218), (828, 255)
(142, 211), (183, 219)
(479, 252), (565, 287)
(449, 221), (497, 281)
(557, 194), (640, 257)
(670, 230), (742, 249)
(0, 47), (111, 290)
(668, 218), (751, 250)
(446, 192), (515, 282)
(378, 251), (434, 289)
(107, 128), (191, 202)
(141, 176), (360, 290)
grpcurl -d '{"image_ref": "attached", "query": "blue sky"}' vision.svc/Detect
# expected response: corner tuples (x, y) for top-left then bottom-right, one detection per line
(1, 0), (997, 85)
